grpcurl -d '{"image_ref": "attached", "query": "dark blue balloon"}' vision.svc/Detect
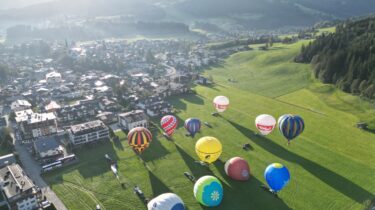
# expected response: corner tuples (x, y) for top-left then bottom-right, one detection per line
(264, 163), (290, 192)
(184, 118), (201, 137)
(278, 114), (305, 142)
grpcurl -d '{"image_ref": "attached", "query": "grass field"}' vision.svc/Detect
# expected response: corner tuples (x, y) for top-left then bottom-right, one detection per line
(44, 41), (375, 210)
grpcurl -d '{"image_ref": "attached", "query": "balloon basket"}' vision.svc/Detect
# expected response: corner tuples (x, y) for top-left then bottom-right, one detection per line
(260, 185), (279, 198)
(133, 186), (149, 205)
(163, 133), (172, 140)
(183, 172), (196, 183)
(211, 112), (219, 117)
(195, 160), (209, 167)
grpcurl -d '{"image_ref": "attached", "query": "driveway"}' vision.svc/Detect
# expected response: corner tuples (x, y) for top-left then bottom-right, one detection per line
(14, 140), (68, 210)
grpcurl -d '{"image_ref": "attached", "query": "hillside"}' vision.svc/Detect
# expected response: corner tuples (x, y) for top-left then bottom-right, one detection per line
(296, 17), (375, 99)
(44, 41), (375, 210)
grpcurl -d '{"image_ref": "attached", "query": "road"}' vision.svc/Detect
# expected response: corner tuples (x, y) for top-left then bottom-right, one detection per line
(8, 117), (68, 210)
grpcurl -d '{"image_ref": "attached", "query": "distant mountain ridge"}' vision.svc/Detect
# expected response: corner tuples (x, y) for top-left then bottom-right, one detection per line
(0, 0), (374, 30)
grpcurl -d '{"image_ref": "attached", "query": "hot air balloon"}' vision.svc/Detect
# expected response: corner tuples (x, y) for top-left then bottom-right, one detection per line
(277, 114), (291, 125)
(213, 96), (229, 113)
(224, 157), (250, 181)
(160, 115), (178, 137)
(195, 136), (222, 164)
(127, 127), (152, 154)
(194, 176), (223, 207)
(147, 193), (185, 210)
(264, 163), (290, 192)
(278, 114), (304, 144)
(255, 114), (276, 135)
(184, 118), (201, 137)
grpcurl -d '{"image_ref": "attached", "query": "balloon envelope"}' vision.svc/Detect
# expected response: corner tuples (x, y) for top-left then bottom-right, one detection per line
(195, 136), (222, 163)
(224, 157), (250, 181)
(184, 118), (201, 137)
(127, 127), (152, 154)
(213, 96), (229, 113)
(264, 163), (290, 192)
(278, 114), (305, 142)
(147, 193), (185, 210)
(161, 115), (178, 136)
(255, 114), (276, 135)
(194, 176), (223, 207)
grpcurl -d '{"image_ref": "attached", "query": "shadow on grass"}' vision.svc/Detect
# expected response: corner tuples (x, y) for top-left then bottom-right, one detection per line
(76, 141), (120, 179)
(183, 94), (205, 105)
(141, 136), (170, 162)
(148, 170), (173, 196)
(175, 143), (211, 178)
(113, 137), (124, 151)
(226, 119), (374, 203)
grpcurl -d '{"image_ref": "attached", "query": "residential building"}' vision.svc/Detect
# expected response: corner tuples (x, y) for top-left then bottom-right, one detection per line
(145, 101), (173, 117)
(46, 72), (62, 84)
(33, 137), (63, 160)
(56, 99), (99, 124)
(68, 120), (109, 146)
(10, 100), (31, 112)
(17, 113), (57, 139)
(0, 164), (38, 210)
(96, 112), (118, 125)
(118, 110), (148, 131)
(44, 101), (61, 113)
(0, 154), (16, 168)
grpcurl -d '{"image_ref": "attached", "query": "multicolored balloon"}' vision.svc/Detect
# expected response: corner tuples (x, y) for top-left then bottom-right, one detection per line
(147, 193), (185, 210)
(160, 115), (178, 136)
(255, 114), (276, 135)
(127, 127), (152, 154)
(213, 96), (229, 113)
(195, 136), (222, 164)
(184, 118), (201, 137)
(278, 114), (305, 143)
(224, 157), (250, 181)
(264, 163), (290, 192)
(194, 176), (223, 207)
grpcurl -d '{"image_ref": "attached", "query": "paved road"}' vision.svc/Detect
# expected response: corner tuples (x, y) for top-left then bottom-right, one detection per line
(14, 137), (68, 210)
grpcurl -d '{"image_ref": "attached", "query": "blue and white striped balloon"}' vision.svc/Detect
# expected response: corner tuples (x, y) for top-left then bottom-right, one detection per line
(184, 118), (201, 137)
(147, 193), (185, 210)
(278, 114), (305, 143)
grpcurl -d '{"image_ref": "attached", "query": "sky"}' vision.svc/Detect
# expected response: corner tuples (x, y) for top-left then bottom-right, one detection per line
(0, 0), (53, 10)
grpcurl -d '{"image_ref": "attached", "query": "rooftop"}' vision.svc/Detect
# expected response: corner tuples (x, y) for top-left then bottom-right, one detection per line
(17, 112), (56, 124)
(0, 164), (35, 199)
(34, 137), (60, 153)
(70, 120), (107, 135)
(118, 110), (147, 123)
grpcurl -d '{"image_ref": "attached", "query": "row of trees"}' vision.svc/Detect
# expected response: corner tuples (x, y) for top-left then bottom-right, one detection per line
(296, 17), (375, 99)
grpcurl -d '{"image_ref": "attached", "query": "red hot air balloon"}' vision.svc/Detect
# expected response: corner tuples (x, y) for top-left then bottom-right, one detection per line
(224, 157), (250, 181)
(160, 115), (178, 136)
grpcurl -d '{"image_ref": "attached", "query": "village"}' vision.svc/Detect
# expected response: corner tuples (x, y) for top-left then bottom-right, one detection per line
(0, 37), (255, 210)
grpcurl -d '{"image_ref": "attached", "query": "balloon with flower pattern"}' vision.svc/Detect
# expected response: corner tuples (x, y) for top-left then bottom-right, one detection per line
(194, 176), (223, 207)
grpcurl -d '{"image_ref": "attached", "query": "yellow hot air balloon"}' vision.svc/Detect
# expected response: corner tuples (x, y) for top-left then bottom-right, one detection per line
(195, 136), (222, 164)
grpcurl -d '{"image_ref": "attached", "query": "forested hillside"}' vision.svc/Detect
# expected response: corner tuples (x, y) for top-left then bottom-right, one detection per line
(296, 17), (375, 99)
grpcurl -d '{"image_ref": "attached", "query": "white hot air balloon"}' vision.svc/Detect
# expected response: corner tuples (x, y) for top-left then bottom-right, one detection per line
(213, 96), (229, 113)
(147, 193), (185, 210)
(255, 114), (276, 135)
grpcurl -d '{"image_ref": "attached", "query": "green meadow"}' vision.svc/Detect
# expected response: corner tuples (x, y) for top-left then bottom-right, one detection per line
(44, 41), (375, 210)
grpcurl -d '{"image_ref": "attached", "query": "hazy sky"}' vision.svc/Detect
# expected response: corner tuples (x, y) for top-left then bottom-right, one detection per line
(0, 0), (53, 10)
